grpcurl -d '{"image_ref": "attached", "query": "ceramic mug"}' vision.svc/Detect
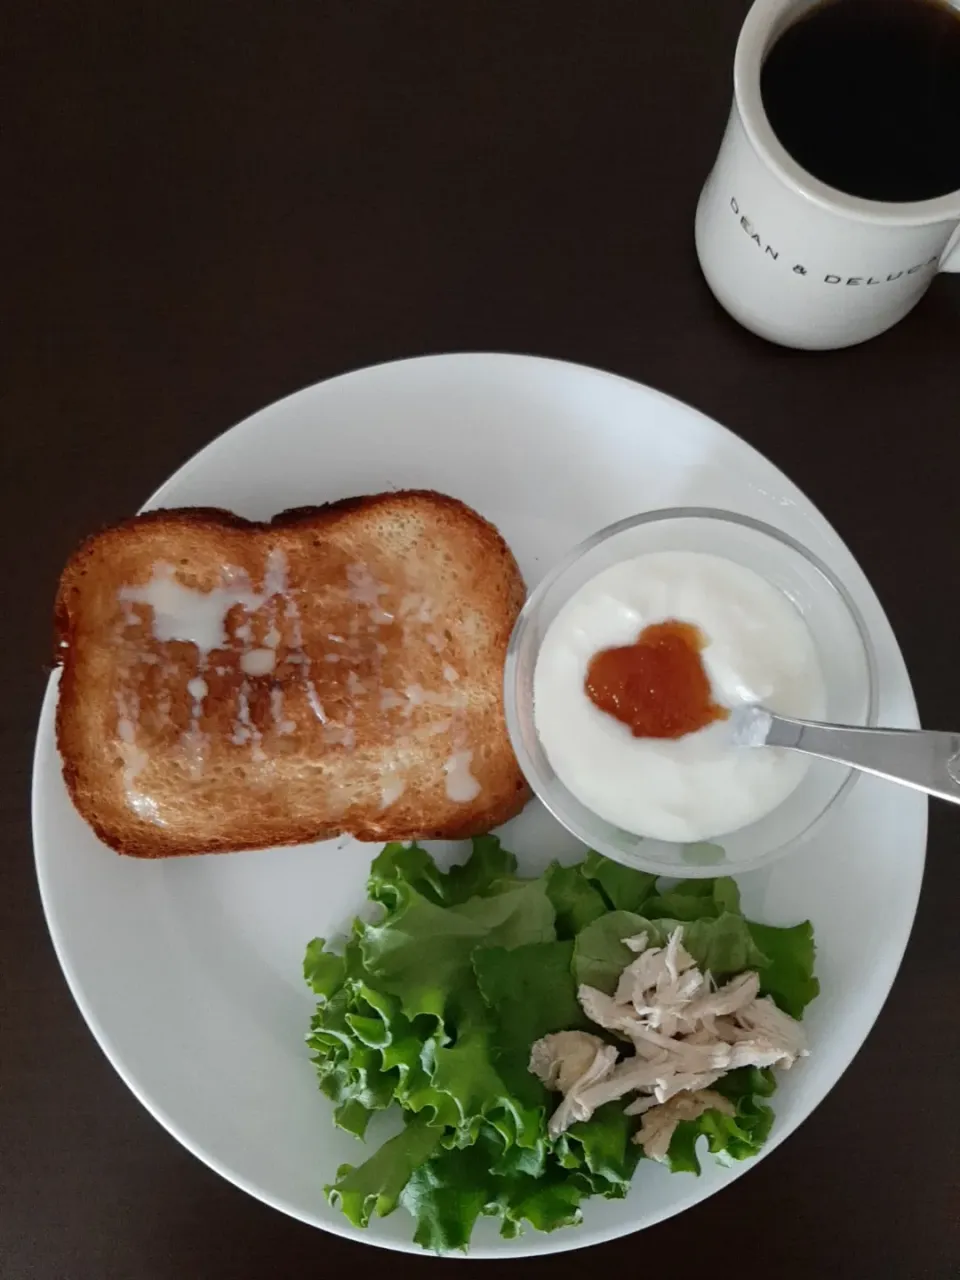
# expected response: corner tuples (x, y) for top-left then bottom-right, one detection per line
(696, 0), (960, 350)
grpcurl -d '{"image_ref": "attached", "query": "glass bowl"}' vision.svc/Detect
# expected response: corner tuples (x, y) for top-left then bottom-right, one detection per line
(504, 507), (879, 876)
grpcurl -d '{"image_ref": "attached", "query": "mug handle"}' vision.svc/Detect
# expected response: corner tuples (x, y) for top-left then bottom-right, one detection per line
(942, 224), (960, 273)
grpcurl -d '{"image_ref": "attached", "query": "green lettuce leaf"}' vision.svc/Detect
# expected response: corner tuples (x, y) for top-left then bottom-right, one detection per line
(428, 980), (544, 1150)
(580, 852), (656, 912)
(367, 842), (448, 908)
(713, 877), (743, 915)
(662, 911), (770, 977)
(643, 876), (741, 921)
(495, 1166), (590, 1237)
(473, 941), (587, 1049)
(437, 835), (520, 904)
(303, 937), (347, 1000)
(665, 1066), (778, 1173)
(359, 879), (555, 1020)
(543, 862), (608, 939)
(307, 985), (410, 1135)
(368, 836), (519, 911)
(715, 1063), (778, 1103)
(334, 1098), (375, 1138)
(399, 1136), (497, 1252)
(400, 1132), (604, 1251)
(326, 1113), (447, 1227)
(473, 940), (588, 1106)
(558, 1102), (641, 1191)
(747, 920), (820, 1018)
(571, 910), (650, 992)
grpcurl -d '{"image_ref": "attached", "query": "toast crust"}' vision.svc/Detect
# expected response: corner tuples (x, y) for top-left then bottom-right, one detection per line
(54, 491), (530, 856)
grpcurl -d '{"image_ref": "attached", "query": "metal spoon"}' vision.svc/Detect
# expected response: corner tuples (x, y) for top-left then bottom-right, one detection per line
(730, 705), (960, 805)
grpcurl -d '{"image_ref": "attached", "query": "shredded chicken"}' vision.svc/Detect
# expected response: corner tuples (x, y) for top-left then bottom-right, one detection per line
(632, 1089), (737, 1161)
(529, 1031), (610, 1095)
(528, 1031), (618, 1138)
(529, 926), (808, 1139)
(682, 970), (760, 1025)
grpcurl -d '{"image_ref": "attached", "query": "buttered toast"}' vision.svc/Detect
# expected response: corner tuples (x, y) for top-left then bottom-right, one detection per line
(54, 491), (529, 856)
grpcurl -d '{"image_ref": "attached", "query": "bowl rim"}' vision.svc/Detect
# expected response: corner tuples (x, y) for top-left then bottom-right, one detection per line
(504, 505), (881, 875)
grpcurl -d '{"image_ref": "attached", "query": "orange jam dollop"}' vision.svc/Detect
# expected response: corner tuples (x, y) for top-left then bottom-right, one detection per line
(584, 619), (729, 739)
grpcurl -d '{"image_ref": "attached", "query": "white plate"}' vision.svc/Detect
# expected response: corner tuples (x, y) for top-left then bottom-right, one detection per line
(32, 354), (926, 1257)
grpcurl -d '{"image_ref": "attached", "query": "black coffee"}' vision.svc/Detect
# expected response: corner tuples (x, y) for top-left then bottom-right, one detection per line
(760, 0), (960, 202)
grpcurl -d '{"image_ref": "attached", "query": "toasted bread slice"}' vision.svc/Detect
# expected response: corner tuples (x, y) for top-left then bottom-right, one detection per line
(54, 491), (529, 857)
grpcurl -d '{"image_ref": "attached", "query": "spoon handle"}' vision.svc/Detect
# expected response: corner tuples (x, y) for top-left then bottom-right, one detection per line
(765, 714), (960, 805)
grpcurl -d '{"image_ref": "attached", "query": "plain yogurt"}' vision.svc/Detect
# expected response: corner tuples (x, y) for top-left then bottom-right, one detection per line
(533, 550), (827, 842)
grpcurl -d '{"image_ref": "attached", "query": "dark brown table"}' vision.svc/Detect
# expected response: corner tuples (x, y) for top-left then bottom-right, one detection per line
(4, 2), (959, 1276)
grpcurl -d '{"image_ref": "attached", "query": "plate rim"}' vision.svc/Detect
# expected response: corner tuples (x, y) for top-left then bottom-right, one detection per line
(32, 352), (927, 1257)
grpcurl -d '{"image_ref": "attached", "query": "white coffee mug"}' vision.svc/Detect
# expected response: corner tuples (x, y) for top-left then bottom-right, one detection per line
(696, 0), (960, 350)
